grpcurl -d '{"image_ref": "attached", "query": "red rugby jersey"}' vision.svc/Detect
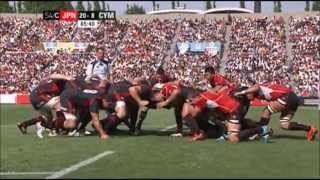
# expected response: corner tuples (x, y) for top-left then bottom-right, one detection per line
(258, 83), (293, 101)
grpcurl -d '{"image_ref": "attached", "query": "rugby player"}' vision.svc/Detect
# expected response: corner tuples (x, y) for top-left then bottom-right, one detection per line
(204, 66), (237, 92)
(57, 77), (110, 139)
(131, 67), (175, 135)
(234, 83), (318, 141)
(17, 74), (73, 138)
(182, 86), (270, 142)
(101, 80), (151, 134)
(148, 81), (202, 136)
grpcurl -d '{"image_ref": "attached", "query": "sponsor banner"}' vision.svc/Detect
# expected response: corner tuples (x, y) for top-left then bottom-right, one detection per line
(204, 47), (218, 56)
(16, 94), (30, 104)
(0, 94), (16, 104)
(190, 42), (208, 52)
(74, 42), (88, 50)
(176, 41), (221, 53)
(303, 98), (320, 106)
(176, 42), (189, 54)
(43, 42), (57, 49)
(57, 42), (75, 51)
(43, 42), (88, 51)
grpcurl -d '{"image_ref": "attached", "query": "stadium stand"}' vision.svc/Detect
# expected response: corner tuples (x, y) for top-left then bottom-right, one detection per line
(0, 13), (319, 98)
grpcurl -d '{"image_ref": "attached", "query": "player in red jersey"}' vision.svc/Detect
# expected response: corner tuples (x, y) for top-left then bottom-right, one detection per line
(17, 74), (73, 138)
(182, 87), (269, 142)
(131, 67), (176, 135)
(204, 66), (237, 92)
(234, 83), (318, 141)
(146, 81), (202, 136)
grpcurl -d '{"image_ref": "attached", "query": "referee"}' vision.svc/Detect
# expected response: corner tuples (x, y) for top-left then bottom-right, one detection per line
(86, 47), (112, 82)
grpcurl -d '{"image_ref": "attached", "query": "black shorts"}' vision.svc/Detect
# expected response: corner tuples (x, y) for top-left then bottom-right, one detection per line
(77, 108), (91, 123)
(60, 88), (76, 113)
(278, 92), (300, 112)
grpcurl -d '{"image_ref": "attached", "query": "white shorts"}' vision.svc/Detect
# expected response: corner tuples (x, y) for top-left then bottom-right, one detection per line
(63, 112), (77, 121)
(37, 96), (60, 120)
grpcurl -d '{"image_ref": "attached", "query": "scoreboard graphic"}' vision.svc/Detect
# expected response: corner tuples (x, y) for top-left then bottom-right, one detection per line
(43, 10), (116, 21)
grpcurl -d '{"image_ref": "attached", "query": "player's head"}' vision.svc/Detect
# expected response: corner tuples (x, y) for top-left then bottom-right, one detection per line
(204, 66), (215, 80)
(96, 47), (105, 60)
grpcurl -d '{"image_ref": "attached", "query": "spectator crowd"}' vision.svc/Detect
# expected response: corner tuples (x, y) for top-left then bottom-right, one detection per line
(288, 16), (319, 97)
(0, 15), (319, 97)
(225, 16), (289, 87)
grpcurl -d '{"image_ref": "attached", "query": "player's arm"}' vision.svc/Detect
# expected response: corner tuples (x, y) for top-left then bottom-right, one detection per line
(156, 88), (181, 109)
(89, 99), (109, 139)
(234, 85), (260, 96)
(128, 86), (149, 107)
(90, 112), (108, 140)
(49, 74), (74, 81)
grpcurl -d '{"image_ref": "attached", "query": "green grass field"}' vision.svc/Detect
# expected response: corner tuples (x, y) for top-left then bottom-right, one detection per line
(0, 104), (319, 179)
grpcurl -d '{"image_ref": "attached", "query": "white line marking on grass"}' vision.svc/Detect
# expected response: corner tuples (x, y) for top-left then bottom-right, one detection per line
(160, 124), (177, 132)
(0, 172), (55, 175)
(45, 150), (114, 179)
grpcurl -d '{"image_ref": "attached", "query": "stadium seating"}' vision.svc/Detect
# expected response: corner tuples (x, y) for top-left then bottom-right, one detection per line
(0, 15), (319, 97)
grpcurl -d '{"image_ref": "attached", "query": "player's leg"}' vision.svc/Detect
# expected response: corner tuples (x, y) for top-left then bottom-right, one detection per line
(226, 114), (241, 143)
(280, 93), (317, 141)
(60, 97), (77, 130)
(34, 107), (54, 138)
(102, 101), (127, 133)
(39, 96), (61, 137)
(174, 106), (183, 134)
(17, 94), (47, 134)
(128, 104), (139, 133)
(181, 103), (204, 141)
(17, 115), (45, 134)
(134, 108), (149, 135)
(70, 109), (91, 136)
(56, 89), (78, 131)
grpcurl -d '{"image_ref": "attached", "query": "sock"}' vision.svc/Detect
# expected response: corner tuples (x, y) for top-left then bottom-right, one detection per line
(136, 110), (148, 130)
(103, 114), (120, 131)
(77, 120), (91, 132)
(41, 120), (53, 129)
(123, 118), (131, 130)
(288, 122), (310, 131)
(175, 118), (183, 133)
(21, 116), (44, 127)
(183, 115), (200, 134)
